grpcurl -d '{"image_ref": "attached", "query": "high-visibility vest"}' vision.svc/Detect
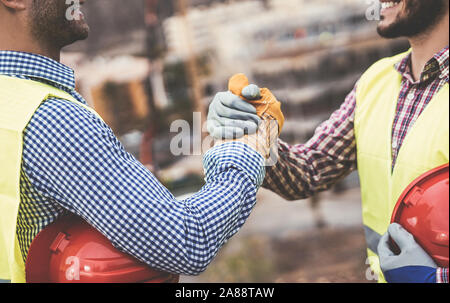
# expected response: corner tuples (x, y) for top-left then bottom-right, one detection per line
(355, 50), (449, 282)
(0, 75), (101, 282)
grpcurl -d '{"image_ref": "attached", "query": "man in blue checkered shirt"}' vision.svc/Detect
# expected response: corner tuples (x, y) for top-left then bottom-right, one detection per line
(0, 0), (269, 279)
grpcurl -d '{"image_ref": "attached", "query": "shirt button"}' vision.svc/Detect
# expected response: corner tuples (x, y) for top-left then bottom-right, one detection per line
(392, 142), (398, 149)
(407, 93), (415, 101)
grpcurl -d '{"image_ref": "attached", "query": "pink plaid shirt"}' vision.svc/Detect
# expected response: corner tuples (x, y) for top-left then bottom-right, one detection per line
(263, 46), (449, 283)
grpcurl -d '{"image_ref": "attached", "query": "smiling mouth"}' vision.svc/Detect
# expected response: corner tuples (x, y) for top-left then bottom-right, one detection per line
(380, 0), (402, 10)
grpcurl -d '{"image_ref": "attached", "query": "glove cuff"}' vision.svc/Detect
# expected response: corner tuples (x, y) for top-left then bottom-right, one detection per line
(384, 266), (437, 283)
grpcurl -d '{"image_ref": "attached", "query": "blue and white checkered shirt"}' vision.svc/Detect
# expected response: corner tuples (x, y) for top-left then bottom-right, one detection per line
(0, 51), (265, 275)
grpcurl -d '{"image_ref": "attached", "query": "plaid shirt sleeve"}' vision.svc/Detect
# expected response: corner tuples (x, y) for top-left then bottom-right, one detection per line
(437, 268), (449, 283)
(22, 97), (265, 276)
(262, 85), (358, 200)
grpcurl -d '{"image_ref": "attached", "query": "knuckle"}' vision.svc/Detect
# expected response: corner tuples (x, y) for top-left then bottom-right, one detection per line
(228, 119), (239, 127)
(207, 108), (218, 120)
(214, 92), (227, 102)
(221, 107), (231, 116)
(207, 105), (215, 114)
(229, 98), (238, 108)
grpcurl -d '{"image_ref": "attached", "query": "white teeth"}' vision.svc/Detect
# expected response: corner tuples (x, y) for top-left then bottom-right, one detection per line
(381, 1), (400, 9)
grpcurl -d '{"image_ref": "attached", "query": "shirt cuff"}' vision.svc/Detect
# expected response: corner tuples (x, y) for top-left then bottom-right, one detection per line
(437, 268), (449, 283)
(203, 141), (266, 187)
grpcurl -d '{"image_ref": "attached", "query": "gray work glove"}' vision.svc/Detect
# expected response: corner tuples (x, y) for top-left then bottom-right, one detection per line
(207, 85), (262, 139)
(378, 223), (438, 283)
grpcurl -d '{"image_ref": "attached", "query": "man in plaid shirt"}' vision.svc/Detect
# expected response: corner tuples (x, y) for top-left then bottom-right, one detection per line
(208, 0), (449, 283)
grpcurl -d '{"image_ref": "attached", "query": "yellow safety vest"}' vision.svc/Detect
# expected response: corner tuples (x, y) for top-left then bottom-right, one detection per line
(355, 50), (449, 282)
(0, 75), (101, 282)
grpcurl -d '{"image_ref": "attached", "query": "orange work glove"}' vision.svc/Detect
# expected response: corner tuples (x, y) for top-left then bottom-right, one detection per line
(228, 73), (285, 134)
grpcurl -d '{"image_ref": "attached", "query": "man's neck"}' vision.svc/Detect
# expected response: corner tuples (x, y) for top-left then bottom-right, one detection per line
(0, 24), (61, 61)
(27, 45), (61, 62)
(409, 13), (449, 81)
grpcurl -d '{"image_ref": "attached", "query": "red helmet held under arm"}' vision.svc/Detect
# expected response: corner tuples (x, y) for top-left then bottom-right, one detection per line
(391, 163), (449, 268)
(25, 215), (179, 283)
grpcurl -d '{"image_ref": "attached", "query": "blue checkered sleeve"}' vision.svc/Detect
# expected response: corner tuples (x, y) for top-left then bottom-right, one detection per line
(22, 97), (265, 275)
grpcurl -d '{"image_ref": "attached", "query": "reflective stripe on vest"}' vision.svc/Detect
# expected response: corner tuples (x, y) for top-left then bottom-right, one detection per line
(354, 50), (449, 282)
(0, 75), (101, 282)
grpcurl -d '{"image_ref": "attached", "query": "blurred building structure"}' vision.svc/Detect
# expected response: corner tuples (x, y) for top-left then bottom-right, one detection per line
(62, 0), (151, 131)
(65, 0), (147, 56)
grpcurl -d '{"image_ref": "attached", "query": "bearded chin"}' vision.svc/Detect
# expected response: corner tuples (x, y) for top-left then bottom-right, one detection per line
(377, 0), (447, 39)
(30, 1), (89, 50)
(64, 20), (90, 45)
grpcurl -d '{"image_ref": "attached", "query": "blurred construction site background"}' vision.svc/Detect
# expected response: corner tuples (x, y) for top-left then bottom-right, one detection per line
(64, 0), (409, 282)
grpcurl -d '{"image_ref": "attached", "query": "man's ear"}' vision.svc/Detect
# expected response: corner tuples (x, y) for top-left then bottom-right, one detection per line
(0, 0), (27, 11)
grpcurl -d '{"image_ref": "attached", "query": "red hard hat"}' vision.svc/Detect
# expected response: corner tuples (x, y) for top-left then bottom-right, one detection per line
(391, 163), (449, 268)
(25, 215), (179, 283)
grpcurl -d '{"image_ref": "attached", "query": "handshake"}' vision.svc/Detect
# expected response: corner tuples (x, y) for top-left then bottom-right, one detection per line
(207, 74), (285, 161)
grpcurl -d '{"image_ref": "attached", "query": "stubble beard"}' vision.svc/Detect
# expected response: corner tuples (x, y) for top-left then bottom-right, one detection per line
(29, 0), (89, 51)
(377, 0), (448, 39)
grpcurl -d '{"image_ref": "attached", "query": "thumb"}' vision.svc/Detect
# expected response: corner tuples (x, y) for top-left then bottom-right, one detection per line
(388, 223), (416, 250)
(242, 84), (261, 100)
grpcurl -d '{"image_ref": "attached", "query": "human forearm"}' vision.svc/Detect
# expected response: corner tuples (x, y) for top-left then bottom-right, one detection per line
(263, 140), (356, 200)
(263, 86), (358, 200)
(23, 99), (265, 275)
(93, 142), (264, 275)
(100, 145), (263, 275)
